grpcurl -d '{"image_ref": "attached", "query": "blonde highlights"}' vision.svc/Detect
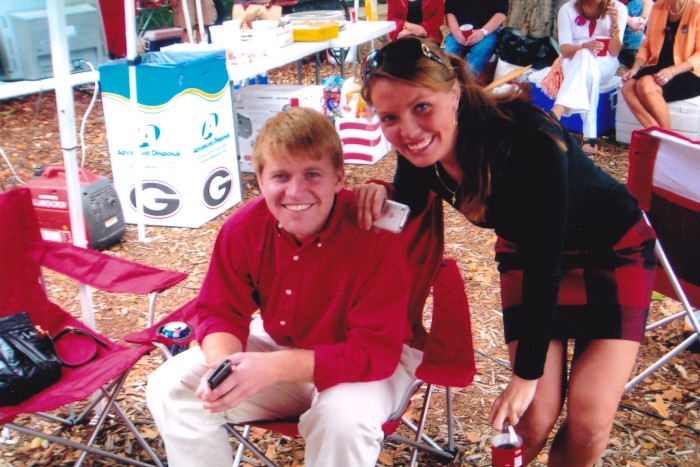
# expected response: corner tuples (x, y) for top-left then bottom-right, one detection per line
(252, 107), (344, 175)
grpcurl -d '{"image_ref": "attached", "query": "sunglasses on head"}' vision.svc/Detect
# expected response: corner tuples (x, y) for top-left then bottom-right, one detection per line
(361, 38), (446, 82)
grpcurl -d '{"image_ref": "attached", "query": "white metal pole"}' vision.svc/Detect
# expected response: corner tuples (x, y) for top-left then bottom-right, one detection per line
(46, 0), (95, 327)
(125, 0), (149, 242)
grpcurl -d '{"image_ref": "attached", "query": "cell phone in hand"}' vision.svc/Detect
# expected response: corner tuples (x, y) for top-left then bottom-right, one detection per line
(372, 200), (410, 233)
(207, 360), (233, 389)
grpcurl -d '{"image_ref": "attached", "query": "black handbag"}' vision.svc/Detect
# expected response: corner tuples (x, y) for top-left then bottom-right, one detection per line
(497, 27), (561, 70)
(0, 312), (106, 407)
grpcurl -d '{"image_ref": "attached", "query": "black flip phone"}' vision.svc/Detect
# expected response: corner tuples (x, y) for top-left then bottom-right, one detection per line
(207, 360), (233, 389)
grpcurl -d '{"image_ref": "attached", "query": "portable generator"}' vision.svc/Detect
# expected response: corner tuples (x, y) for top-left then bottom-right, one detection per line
(26, 165), (125, 250)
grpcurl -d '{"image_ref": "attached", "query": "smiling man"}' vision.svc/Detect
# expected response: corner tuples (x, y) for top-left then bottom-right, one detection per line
(146, 108), (418, 467)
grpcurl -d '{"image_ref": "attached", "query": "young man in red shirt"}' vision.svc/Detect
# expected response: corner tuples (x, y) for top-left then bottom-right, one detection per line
(147, 108), (419, 466)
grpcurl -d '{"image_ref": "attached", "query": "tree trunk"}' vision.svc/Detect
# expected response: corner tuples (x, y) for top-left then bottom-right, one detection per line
(505, 0), (567, 38)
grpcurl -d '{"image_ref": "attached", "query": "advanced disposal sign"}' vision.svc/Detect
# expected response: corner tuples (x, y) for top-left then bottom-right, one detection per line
(99, 51), (241, 227)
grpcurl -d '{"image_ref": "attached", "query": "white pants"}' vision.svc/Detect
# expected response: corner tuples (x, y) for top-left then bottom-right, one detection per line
(147, 319), (422, 467)
(555, 49), (618, 139)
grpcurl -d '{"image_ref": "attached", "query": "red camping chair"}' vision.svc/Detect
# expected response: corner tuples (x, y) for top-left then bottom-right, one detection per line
(126, 194), (477, 466)
(625, 127), (700, 391)
(0, 187), (187, 466)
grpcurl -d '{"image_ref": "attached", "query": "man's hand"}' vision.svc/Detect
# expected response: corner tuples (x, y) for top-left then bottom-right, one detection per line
(196, 349), (314, 413)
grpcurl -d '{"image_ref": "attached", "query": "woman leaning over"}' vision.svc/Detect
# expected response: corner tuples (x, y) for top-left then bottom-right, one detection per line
(620, 0), (700, 129)
(355, 37), (657, 466)
(387, 0), (445, 45)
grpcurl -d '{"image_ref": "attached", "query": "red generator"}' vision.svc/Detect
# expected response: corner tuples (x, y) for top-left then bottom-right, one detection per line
(26, 166), (125, 250)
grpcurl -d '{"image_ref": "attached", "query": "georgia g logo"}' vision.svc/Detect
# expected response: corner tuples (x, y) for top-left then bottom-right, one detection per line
(203, 168), (232, 208)
(129, 181), (181, 218)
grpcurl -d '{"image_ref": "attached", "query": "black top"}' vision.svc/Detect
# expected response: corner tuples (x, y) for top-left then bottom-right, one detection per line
(444, 0), (509, 27)
(407, 0), (423, 25)
(392, 103), (641, 379)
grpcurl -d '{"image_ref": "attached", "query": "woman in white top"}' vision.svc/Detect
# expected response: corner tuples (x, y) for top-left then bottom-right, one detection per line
(551, 0), (628, 155)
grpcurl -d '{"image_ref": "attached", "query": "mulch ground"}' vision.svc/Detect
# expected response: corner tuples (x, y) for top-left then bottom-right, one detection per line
(0, 49), (698, 466)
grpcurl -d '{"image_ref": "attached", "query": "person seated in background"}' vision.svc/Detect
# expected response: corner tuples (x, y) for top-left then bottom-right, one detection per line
(620, 0), (700, 129)
(550, 0), (628, 155)
(146, 107), (421, 467)
(171, 0), (218, 43)
(619, 0), (654, 68)
(232, 0), (282, 28)
(443, 0), (508, 77)
(387, 0), (446, 46)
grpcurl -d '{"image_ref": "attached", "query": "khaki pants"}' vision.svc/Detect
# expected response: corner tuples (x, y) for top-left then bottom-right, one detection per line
(147, 318), (422, 467)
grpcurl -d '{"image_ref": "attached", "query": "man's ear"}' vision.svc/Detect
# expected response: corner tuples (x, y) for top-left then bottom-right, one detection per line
(334, 167), (345, 193)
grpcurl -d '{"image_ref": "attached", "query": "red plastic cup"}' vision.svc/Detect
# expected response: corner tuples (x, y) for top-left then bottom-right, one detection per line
(460, 24), (474, 40)
(596, 36), (610, 57)
(491, 432), (523, 467)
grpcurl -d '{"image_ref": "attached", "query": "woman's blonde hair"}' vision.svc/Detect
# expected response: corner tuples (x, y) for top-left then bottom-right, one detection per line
(252, 107), (344, 175)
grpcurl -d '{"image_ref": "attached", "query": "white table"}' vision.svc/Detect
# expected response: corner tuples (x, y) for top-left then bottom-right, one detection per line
(0, 70), (99, 101)
(164, 21), (395, 84)
(328, 21), (395, 78)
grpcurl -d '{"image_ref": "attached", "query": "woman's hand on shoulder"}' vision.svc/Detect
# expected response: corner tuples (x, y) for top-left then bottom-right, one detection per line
(354, 183), (388, 230)
(487, 375), (538, 431)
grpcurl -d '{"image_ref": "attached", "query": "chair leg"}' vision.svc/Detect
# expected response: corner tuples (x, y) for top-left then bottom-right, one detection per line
(226, 424), (278, 467)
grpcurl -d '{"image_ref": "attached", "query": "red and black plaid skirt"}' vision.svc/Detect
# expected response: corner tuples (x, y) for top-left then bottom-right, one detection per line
(496, 218), (657, 343)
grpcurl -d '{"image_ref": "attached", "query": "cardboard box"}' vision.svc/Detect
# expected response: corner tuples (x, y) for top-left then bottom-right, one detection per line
(616, 94), (700, 144)
(234, 85), (326, 172)
(336, 116), (392, 164)
(529, 76), (621, 137)
(290, 22), (339, 41)
(99, 51), (242, 228)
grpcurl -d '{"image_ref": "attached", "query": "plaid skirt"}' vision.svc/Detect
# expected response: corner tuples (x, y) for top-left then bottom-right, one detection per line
(496, 218), (657, 343)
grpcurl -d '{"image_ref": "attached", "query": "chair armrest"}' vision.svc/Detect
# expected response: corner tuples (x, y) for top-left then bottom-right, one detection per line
(37, 241), (188, 294)
(415, 259), (476, 388)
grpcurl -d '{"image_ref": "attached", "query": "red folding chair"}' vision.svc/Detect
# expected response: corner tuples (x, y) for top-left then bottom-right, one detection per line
(126, 194), (477, 466)
(0, 187), (187, 466)
(625, 127), (700, 391)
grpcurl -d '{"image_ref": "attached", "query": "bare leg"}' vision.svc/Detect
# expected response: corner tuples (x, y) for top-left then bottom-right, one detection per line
(636, 76), (672, 128)
(548, 339), (640, 467)
(507, 340), (566, 464)
(621, 78), (659, 127)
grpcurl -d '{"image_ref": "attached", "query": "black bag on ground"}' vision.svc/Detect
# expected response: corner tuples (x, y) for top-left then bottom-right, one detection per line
(0, 312), (62, 407)
(497, 27), (560, 69)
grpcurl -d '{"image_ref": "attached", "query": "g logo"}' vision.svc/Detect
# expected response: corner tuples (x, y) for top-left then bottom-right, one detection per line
(201, 113), (219, 140)
(203, 168), (233, 208)
(129, 181), (181, 218)
(139, 124), (161, 148)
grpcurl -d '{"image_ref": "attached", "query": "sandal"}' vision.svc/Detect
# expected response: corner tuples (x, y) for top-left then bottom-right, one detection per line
(581, 138), (599, 155)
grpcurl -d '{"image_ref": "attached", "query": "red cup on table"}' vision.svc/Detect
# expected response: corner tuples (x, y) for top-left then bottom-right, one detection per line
(491, 431), (523, 467)
(595, 36), (610, 56)
(460, 24), (474, 40)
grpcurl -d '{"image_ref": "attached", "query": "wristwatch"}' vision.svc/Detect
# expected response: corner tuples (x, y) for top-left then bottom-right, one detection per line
(480, 28), (489, 36)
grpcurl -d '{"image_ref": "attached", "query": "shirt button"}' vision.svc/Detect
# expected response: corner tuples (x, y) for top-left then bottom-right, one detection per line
(280, 320), (286, 326)
(293, 255), (299, 261)
(317, 242), (322, 248)
(285, 289), (292, 295)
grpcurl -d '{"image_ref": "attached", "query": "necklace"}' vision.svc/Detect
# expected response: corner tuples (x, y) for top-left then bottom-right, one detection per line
(670, 0), (688, 16)
(434, 163), (459, 204)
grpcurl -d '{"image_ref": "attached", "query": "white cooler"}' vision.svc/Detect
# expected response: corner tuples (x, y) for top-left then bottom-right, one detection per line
(616, 94), (700, 144)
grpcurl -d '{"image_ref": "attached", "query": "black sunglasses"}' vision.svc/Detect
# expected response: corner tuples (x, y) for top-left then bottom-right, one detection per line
(361, 38), (447, 82)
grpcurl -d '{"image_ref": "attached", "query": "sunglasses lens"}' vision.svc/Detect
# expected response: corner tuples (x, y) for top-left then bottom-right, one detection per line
(361, 49), (381, 82)
(361, 39), (445, 82)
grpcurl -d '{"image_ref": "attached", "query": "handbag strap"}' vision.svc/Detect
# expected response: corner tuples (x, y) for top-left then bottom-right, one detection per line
(51, 328), (109, 368)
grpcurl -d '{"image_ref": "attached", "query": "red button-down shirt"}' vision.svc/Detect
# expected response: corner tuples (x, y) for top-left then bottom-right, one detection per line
(194, 189), (410, 391)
